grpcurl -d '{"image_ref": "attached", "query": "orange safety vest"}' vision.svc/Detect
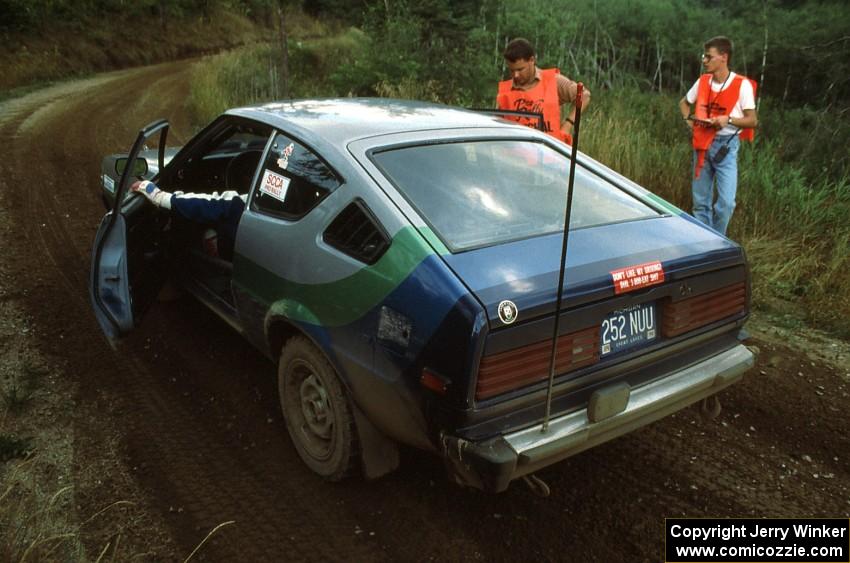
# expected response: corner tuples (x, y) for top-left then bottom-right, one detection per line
(497, 68), (572, 145)
(692, 73), (757, 177)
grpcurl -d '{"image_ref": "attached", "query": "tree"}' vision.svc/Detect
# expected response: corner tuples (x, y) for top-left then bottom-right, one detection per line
(278, 0), (292, 98)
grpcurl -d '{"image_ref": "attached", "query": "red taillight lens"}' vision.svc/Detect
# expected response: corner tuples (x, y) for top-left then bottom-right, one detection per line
(421, 368), (449, 395)
(662, 282), (746, 338)
(476, 326), (599, 400)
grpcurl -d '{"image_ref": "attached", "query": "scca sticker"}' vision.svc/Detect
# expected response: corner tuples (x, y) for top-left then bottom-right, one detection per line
(260, 169), (291, 203)
(610, 261), (665, 294)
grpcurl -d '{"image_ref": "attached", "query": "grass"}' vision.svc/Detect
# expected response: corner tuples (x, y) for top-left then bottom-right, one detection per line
(189, 44), (283, 125)
(0, 80), (59, 104)
(188, 26), (370, 126)
(1, 359), (42, 462)
(0, 435), (32, 463)
(1, 458), (229, 561)
(1, 359), (46, 415)
(0, 465), (140, 562)
(1, 462), (84, 562)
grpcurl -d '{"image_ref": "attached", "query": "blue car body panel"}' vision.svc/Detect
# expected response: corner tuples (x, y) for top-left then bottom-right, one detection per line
(442, 214), (744, 327)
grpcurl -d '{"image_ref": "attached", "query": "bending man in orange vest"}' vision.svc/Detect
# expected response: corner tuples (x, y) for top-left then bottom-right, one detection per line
(679, 36), (758, 236)
(496, 38), (590, 145)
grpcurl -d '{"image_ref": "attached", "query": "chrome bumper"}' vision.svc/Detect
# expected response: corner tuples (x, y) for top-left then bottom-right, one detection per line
(442, 343), (754, 492)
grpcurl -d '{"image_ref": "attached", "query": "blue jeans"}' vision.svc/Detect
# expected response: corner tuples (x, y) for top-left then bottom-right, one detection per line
(692, 134), (740, 236)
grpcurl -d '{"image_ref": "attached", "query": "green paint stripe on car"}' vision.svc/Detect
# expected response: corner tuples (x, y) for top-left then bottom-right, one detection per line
(232, 226), (435, 327)
(644, 191), (685, 215)
(417, 226), (450, 255)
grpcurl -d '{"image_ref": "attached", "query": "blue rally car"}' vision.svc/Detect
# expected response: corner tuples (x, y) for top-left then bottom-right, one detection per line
(90, 99), (754, 493)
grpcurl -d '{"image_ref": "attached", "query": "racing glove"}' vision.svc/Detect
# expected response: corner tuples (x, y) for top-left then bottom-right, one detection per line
(130, 180), (172, 210)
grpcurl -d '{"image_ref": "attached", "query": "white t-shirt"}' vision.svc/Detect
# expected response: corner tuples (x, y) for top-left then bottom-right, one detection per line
(686, 72), (755, 136)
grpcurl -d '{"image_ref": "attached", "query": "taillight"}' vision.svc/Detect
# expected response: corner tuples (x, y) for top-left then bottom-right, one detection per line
(662, 282), (746, 337)
(420, 368), (449, 395)
(476, 326), (599, 400)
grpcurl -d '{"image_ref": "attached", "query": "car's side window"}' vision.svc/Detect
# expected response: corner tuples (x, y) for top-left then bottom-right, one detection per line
(161, 117), (272, 195)
(250, 132), (341, 219)
(323, 200), (390, 265)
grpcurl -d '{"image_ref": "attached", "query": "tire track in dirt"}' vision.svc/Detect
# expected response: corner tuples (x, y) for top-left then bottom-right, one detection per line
(13, 64), (190, 305)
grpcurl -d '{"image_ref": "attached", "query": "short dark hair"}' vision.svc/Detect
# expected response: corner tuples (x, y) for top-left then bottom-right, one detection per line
(504, 38), (535, 62)
(704, 36), (733, 64)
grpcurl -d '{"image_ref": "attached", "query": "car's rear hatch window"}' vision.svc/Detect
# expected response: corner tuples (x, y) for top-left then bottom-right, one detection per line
(371, 140), (661, 252)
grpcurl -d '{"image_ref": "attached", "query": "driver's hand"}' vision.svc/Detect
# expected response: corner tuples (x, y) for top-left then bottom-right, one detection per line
(131, 180), (172, 209)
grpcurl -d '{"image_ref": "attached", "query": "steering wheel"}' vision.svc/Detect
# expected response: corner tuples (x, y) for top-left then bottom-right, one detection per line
(225, 150), (263, 192)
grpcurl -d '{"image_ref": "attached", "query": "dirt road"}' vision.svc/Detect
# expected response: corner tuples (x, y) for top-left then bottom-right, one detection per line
(1, 60), (848, 561)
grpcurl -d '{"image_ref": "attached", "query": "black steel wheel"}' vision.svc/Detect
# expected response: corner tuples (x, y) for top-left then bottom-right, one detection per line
(278, 336), (358, 480)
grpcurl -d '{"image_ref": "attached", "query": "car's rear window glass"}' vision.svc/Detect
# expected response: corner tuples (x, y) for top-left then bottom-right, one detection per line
(372, 140), (660, 252)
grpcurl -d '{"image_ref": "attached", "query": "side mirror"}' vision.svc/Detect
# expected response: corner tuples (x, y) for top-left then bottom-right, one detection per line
(115, 157), (148, 177)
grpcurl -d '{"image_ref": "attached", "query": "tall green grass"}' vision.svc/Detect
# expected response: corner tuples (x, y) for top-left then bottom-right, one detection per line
(189, 27), (368, 125)
(2, 461), (85, 561)
(189, 44), (282, 124)
(188, 42), (850, 338)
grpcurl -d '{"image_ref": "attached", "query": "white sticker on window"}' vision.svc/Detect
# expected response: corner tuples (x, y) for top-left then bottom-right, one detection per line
(276, 142), (295, 170)
(102, 174), (115, 193)
(259, 169), (291, 202)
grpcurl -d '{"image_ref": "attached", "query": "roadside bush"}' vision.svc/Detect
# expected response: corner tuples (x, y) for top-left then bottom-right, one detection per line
(189, 28), (370, 124)
(190, 45), (280, 124)
(758, 100), (850, 184)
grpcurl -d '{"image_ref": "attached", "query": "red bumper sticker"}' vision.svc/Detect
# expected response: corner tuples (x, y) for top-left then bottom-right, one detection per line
(610, 261), (665, 295)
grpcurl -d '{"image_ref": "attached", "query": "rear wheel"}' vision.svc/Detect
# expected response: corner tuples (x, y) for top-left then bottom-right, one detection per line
(278, 336), (358, 480)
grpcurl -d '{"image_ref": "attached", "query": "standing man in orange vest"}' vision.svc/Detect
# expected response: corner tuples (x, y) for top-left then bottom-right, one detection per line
(679, 36), (758, 236)
(497, 38), (590, 145)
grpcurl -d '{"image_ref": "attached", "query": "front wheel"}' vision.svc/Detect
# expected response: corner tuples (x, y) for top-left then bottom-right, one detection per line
(278, 336), (359, 480)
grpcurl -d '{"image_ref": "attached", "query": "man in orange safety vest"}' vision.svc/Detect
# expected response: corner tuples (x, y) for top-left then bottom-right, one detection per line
(496, 38), (590, 145)
(679, 36), (758, 236)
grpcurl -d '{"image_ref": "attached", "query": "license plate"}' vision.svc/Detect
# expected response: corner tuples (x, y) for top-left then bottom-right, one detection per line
(600, 302), (657, 357)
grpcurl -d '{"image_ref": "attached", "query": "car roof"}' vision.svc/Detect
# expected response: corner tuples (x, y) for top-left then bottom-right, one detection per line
(225, 98), (529, 147)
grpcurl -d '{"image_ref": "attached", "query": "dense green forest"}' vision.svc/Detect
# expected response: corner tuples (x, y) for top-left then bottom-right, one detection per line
(3, 0), (849, 335)
(4, 0), (849, 109)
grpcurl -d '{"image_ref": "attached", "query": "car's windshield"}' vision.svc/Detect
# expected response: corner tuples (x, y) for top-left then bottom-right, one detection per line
(372, 140), (661, 252)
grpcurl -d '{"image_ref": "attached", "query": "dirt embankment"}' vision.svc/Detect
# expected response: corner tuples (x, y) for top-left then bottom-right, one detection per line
(0, 11), (265, 96)
(0, 62), (848, 561)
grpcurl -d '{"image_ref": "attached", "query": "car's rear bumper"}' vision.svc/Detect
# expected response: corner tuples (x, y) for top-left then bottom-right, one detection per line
(441, 343), (754, 492)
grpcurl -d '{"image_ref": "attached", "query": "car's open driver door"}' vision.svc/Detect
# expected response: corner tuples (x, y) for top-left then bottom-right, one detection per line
(89, 119), (170, 341)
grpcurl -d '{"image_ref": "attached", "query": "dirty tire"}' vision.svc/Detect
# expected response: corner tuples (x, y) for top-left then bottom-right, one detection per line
(278, 335), (359, 480)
